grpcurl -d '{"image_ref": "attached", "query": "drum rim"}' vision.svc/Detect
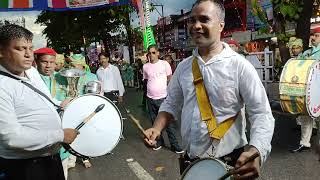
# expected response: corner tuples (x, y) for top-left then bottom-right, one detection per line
(180, 157), (229, 180)
(306, 60), (320, 118)
(62, 94), (123, 157)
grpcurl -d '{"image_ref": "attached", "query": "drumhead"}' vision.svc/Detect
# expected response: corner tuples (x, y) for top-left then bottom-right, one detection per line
(306, 60), (320, 118)
(181, 158), (230, 180)
(62, 94), (123, 157)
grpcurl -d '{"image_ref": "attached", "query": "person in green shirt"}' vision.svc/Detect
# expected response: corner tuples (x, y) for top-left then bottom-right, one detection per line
(55, 54), (65, 72)
(69, 54), (98, 96)
(34, 47), (73, 179)
(291, 27), (320, 153)
(68, 53), (98, 168)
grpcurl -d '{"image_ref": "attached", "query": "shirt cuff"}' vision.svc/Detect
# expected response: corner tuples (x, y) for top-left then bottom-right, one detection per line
(249, 140), (270, 166)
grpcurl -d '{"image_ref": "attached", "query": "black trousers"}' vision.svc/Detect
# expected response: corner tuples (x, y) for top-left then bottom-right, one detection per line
(0, 154), (65, 180)
(104, 90), (119, 103)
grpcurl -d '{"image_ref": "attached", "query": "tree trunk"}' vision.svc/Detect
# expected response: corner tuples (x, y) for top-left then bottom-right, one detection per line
(273, 14), (290, 64)
(295, 0), (313, 51)
(125, 10), (134, 64)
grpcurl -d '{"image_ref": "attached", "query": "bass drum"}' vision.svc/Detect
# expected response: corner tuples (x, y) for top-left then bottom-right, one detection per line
(181, 158), (231, 180)
(279, 58), (320, 118)
(62, 94), (123, 157)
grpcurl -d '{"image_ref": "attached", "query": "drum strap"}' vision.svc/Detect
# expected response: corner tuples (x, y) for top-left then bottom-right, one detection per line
(0, 71), (61, 110)
(192, 58), (237, 139)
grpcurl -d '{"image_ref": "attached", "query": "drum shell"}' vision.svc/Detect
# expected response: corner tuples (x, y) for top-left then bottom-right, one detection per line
(279, 58), (320, 117)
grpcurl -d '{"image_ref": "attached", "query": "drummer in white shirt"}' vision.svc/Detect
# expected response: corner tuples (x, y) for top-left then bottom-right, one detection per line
(0, 24), (78, 180)
(96, 52), (125, 103)
(144, 0), (274, 179)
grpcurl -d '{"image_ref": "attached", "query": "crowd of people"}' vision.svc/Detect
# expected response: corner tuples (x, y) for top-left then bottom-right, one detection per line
(1, 0), (320, 180)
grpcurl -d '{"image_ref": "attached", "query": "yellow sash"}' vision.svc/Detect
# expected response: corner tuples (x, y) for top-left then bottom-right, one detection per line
(192, 58), (236, 139)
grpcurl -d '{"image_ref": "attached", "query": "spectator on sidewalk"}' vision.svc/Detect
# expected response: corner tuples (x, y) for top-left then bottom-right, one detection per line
(143, 44), (183, 154)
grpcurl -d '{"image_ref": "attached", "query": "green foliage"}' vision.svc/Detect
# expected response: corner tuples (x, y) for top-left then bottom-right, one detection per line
(36, 5), (141, 53)
(252, 0), (304, 43)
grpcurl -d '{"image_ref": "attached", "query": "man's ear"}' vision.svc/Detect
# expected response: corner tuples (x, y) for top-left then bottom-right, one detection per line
(0, 47), (4, 58)
(219, 21), (225, 32)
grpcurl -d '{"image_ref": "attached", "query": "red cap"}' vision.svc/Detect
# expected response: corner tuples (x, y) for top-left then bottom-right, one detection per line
(227, 39), (240, 48)
(311, 27), (320, 34)
(34, 48), (56, 56)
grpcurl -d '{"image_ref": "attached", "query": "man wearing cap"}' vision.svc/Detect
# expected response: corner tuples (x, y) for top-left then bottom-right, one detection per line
(288, 37), (303, 58)
(69, 54), (98, 96)
(291, 27), (320, 153)
(69, 53), (98, 168)
(34, 48), (76, 178)
(55, 54), (65, 72)
(34, 48), (68, 102)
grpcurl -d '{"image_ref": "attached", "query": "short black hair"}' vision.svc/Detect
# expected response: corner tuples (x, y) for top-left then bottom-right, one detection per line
(0, 24), (33, 48)
(98, 52), (110, 58)
(192, 0), (225, 21)
(147, 44), (158, 52)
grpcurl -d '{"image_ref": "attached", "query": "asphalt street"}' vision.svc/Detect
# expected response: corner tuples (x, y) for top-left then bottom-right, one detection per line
(68, 88), (320, 180)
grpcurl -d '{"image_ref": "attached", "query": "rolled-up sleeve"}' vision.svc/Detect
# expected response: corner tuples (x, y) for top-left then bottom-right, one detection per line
(159, 66), (184, 120)
(0, 90), (64, 151)
(239, 61), (275, 164)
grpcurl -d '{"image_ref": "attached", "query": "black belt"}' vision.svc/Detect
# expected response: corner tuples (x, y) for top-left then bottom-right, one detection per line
(0, 154), (60, 164)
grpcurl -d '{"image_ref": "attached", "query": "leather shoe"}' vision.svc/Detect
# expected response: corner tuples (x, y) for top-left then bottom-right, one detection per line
(290, 145), (310, 153)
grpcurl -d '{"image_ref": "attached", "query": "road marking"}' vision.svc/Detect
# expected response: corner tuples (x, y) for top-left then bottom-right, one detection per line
(128, 160), (155, 180)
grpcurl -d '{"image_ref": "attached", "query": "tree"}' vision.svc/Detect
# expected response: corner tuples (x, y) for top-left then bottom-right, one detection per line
(252, 0), (313, 65)
(36, 5), (141, 61)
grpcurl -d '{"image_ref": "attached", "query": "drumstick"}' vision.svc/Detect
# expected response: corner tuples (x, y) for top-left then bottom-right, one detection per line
(125, 108), (149, 140)
(217, 152), (260, 180)
(75, 104), (105, 130)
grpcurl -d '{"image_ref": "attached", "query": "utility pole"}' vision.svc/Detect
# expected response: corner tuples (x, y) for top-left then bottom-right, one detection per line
(151, 3), (165, 49)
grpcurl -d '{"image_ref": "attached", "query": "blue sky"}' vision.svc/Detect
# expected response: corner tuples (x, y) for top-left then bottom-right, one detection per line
(0, 0), (196, 48)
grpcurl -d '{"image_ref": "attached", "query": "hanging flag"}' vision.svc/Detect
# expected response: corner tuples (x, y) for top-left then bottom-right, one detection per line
(0, 0), (33, 9)
(0, 0), (136, 11)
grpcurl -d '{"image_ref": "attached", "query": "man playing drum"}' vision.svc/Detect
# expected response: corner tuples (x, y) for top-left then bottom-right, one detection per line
(34, 47), (76, 179)
(144, 0), (275, 179)
(0, 24), (78, 180)
(290, 27), (320, 153)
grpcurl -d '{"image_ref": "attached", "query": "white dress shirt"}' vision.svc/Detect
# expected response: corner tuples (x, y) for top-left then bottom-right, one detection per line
(96, 64), (125, 96)
(159, 43), (275, 164)
(0, 65), (64, 159)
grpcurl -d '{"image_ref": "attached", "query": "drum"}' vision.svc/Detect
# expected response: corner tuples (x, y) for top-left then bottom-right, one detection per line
(279, 58), (320, 118)
(181, 158), (231, 180)
(62, 94), (123, 158)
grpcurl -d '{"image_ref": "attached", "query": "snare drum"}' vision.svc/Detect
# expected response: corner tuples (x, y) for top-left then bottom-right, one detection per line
(279, 58), (320, 118)
(181, 158), (231, 180)
(61, 94), (123, 158)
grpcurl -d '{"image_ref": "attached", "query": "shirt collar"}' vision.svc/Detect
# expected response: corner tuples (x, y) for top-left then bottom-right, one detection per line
(192, 42), (236, 65)
(0, 64), (30, 81)
(100, 64), (112, 70)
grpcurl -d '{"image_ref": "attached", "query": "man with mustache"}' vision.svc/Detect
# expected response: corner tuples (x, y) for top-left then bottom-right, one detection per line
(291, 27), (320, 153)
(144, 0), (275, 179)
(0, 24), (78, 180)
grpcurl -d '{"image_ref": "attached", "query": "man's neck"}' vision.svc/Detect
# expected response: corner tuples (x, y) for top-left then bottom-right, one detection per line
(198, 42), (224, 62)
(102, 63), (109, 69)
(0, 63), (25, 77)
(150, 59), (159, 64)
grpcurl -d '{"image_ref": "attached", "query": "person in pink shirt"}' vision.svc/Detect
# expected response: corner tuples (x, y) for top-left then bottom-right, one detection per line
(143, 45), (183, 153)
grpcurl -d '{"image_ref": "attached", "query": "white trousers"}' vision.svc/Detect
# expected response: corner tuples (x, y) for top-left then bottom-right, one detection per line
(61, 155), (77, 180)
(298, 115), (314, 147)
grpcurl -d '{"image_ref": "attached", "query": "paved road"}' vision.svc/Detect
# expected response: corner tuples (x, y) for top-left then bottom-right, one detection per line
(68, 88), (320, 180)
